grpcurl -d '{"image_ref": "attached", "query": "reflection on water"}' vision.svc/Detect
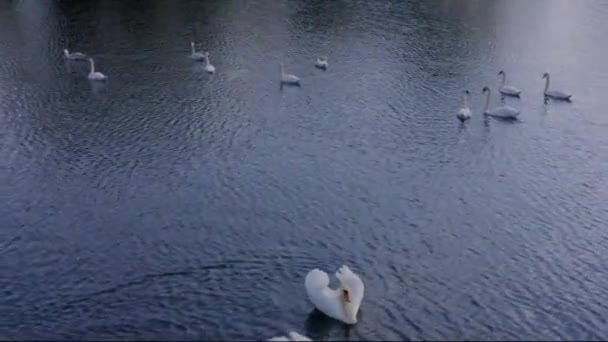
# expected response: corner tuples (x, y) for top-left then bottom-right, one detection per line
(1, 0), (608, 340)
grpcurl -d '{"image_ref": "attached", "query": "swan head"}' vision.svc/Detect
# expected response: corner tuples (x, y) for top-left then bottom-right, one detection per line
(63, 49), (69, 56)
(482, 86), (490, 94)
(498, 70), (504, 76)
(464, 90), (470, 95)
(542, 72), (549, 79)
(204, 51), (209, 57)
(336, 265), (364, 324)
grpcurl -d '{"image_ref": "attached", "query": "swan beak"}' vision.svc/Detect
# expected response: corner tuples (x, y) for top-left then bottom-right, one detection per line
(343, 289), (351, 303)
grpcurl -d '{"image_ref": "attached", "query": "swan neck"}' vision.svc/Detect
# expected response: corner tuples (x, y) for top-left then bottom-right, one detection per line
(484, 90), (490, 112)
(500, 73), (506, 86)
(544, 75), (550, 92)
(89, 60), (95, 73)
(463, 93), (469, 108)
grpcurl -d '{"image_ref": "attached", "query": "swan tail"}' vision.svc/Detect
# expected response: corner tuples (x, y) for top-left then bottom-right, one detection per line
(268, 336), (290, 341)
(305, 268), (330, 290)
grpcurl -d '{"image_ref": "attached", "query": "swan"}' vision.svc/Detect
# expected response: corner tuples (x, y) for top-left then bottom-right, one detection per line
(498, 70), (521, 97)
(315, 56), (328, 70)
(280, 63), (300, 85)
(87, 58), (107, 81)
(543, 72), (572, 101)
(204, 52), (215, 73)
(63, 49), (87, 60)
(482, 86), (519, 119)
(189, 41), (205, 61)
(305, 265), (364, 325)
(457, 90), (472, 121)
(268, 331), (311, 341)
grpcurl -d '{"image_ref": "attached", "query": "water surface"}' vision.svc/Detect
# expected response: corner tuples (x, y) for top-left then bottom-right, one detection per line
(1, 0), (608, 340)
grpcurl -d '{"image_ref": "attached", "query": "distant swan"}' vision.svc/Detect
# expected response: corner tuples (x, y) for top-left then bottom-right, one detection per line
(204, 52), (215, 73)
(543, 72), (572, 101)
(482, 86), (518, 119)
(189, 41), (205, 61)
(457, 90), (472, 121)
(315, 56), (328, 70)
(63, 49), (87, 60)
(268, 331), (311, 341)
(305, 265), (364, 325)
(87, 58), (107, 81)
(280, 63), (300, 85)
(498, 70), (521, 97)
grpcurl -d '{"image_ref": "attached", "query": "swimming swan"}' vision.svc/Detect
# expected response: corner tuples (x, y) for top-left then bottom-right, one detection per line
(543, 72), (572, 101)
(457, 90), (472, 121)
(268, 331), (311, 341)
(315, 56), (328, 70)
(482, 86), (519, 119)
(498, 70), (521, 97)
(87, 58), (107, 81)
(305, 265), (364, 325)
(63, 49), (87, 60)
(280, 63), (300, 85)
(204, 52), (215, 73)
(190, 41), (205, 61)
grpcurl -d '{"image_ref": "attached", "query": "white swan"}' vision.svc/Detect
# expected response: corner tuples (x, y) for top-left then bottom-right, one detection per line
(498, 70), (521, 97)
(315, 56), (328, 70)
(543, 72), (572, 101)
(189, 41), (205, 61)
(204, 52), (215, 74)
(305, 265), (364, 325)
(457, 90), (472, 121)
(87, 58), (107, 81)
(482, 86), (518, 119)
(268, 331), (311, 341)
(63, 49), (87, 60)
(280, 63), (300, 85)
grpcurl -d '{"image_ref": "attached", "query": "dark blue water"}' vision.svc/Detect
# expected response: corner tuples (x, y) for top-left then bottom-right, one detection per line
(1, 0), (608, 340)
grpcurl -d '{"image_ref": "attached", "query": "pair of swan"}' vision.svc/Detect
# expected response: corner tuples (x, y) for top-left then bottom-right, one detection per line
(280, 56), (330, 86)
(63, 48), (107, 81)
(457, 87), (519, 121)
(190, 41), (215, 73)
(498, 71), (572, 101)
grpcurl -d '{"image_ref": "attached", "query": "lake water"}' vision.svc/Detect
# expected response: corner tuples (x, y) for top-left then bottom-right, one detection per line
(1, 0), (608, 340)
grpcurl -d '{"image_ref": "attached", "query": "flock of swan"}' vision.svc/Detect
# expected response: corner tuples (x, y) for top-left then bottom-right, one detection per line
(458, 70), (573, 122)
(63, 42), (329, 85)
(61, 42), (573, 341)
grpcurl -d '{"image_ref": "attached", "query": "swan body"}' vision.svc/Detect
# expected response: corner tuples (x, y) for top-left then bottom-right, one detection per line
(204, 52), (215, 73)
(189, 41), (205, 61)
(482, 87), (518, 119)
(543, 73), (572, 101)
(498, 70), (521, 97)
(280, 63), (300, 85)
(63, 49), (87, 60)
(87, 58), (107, 81)
(457, 90), (472, 121)
(305, 265), (364, 325)
(268, 331), (311, 341)
(315, 56), (328, 70)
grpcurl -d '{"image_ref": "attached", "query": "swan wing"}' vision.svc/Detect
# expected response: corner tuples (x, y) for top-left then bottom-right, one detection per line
(268, 336), (290, 341)
(305, 268), (329, 290)
(546, 90), (571, 99)
(489, 106), (518, 118)
(500, 86), (521, 95)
